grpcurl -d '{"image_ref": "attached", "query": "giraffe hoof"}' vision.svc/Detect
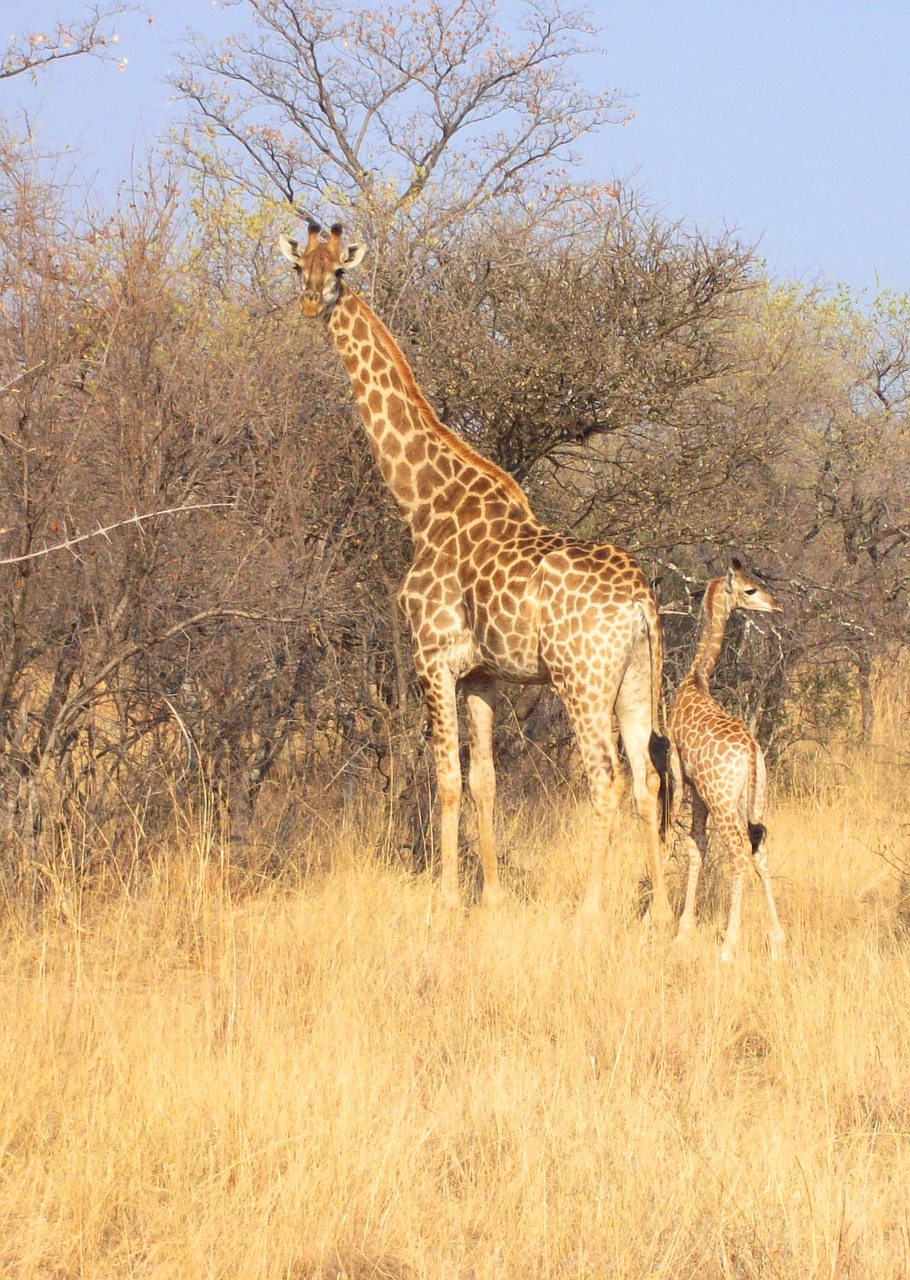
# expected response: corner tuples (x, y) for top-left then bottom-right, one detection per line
(647, 905), (674, 933)
(768, 931), (786, 962)
(439, 886), (462, 911)
(481, 883), (506, 908)
(637, 920), (654, 949)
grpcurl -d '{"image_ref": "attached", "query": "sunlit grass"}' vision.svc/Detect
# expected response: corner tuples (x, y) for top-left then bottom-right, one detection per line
(1, 730), (910, 1278)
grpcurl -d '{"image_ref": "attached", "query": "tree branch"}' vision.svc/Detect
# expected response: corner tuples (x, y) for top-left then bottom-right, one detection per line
(0, 503), (233, 567)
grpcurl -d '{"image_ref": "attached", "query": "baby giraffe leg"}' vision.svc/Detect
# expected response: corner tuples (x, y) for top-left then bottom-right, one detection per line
(751, 826), (786, 960)
(676, 791), (708, 939)
(716, 813), (751, 962)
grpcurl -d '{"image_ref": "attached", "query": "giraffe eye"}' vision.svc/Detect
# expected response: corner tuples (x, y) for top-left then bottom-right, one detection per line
(744, 587), (757, 595)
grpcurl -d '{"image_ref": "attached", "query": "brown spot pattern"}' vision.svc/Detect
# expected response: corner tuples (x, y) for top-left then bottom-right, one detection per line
(668, 564), (786, 959)
(281, 225), (672, 918)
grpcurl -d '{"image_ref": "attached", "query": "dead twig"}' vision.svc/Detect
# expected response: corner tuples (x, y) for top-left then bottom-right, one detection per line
(0, 502), (233, 566)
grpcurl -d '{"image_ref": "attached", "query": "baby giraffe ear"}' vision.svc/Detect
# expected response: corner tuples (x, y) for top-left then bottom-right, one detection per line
(342, 242), (366, 270)
(731, 557), (743, 573)
(278, 234), (301, 263)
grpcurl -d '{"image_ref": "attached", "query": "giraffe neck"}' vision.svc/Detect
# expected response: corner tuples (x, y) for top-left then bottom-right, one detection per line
(689, 578), (733, 685)
(326, 291), (534, 539)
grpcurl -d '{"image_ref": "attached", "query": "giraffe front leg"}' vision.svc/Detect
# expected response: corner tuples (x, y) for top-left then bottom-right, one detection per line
(420, 666), (463, 910)
(464, 675), (504, 907)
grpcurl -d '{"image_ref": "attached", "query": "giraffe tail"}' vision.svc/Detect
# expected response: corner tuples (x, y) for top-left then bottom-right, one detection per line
(746, 741), (768, 854)
(642, 597), (673, 841)
(648, 730), (672, 841)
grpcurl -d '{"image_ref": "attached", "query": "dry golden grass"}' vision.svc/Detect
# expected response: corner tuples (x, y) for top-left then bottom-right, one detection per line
(2, 733), (910, 1278)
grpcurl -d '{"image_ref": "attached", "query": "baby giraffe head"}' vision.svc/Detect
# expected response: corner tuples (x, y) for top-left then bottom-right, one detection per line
(279, 222), (366, 318)
(725, 558), (781, 614)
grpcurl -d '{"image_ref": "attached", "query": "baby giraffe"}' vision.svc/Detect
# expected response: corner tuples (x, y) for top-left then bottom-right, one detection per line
(669, 560), (786, 961)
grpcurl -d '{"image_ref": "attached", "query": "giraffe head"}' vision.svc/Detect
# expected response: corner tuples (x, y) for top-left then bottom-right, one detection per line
(279, 222), (366, 318)
(725, 559), (781, 614)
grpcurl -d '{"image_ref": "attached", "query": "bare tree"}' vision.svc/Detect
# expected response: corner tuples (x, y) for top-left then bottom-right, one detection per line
(171, 0), (628, 240)
(389, 199), (755, 501)
(0, 136), (424, 875)
(1, 0), (907, 884)
(1, 4), (134, 82)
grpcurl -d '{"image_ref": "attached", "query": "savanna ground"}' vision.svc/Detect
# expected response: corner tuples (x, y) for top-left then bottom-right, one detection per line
(2, 697), (910, 1280)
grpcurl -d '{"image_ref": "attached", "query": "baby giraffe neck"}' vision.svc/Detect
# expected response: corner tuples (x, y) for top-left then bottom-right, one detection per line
(690, 578), (733, 685)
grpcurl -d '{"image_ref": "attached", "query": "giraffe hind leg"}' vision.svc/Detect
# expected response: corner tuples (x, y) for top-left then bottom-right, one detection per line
(715, 811), (751, 962)
(562, 695), (625, 916)
(676, 790), (708, 941)
(579, 746), (625, 915)
(749, 823), (786, 961)
(615, 676), (672, 928)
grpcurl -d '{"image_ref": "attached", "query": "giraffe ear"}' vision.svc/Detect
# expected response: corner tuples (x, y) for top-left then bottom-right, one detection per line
(731, 557), (743, 573)
(278, 234), (301, 263)
(725, 566), (737, 591)
(341, 242), (366, 270)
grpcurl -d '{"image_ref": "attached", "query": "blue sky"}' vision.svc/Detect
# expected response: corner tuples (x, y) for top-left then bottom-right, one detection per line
(4, 0), (909, 296)
(595, 1), (910, 294)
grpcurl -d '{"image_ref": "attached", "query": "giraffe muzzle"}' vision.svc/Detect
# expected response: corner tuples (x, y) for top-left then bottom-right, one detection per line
(301, 295), (324, 318)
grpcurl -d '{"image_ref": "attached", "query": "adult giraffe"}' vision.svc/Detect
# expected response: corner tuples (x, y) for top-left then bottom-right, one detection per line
(669, 560), (786, 960)
(280, 222), (672, 919)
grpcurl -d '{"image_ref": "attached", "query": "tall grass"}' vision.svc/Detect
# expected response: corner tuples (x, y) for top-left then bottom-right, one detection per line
(1, 729), (910, 1278)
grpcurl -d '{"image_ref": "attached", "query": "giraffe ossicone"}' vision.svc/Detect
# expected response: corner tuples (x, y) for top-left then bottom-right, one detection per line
(280, 223), (673, 921)
(668, 560), (786, 961)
